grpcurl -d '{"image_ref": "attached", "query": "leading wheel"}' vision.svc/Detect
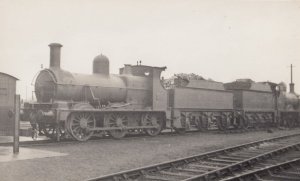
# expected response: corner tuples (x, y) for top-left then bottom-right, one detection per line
(106, 113), (128, 139)
(67, 112), (95, 141)
(43, 124), (57, 139)
(142, 113), (163, 136)
(43, 124), (65, 141)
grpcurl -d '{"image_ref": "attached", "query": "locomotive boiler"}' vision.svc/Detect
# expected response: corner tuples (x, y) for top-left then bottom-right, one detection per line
(36, 54), (127, 104)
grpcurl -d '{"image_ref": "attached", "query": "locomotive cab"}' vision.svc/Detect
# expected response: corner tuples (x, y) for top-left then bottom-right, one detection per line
(119, 64), (168, 110)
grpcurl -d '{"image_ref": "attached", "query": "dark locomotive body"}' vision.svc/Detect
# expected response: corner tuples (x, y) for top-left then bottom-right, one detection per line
(224, 79), (300, 128)
(277, 83), (300, 127)
(168, 78), (236, 132)
(224, 80), (278, 128)
(24, 43), (169, 141)
(23, 43), (300, 141)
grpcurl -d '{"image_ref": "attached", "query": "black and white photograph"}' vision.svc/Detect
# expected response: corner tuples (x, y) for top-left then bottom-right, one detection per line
(0, 0), (300, 180)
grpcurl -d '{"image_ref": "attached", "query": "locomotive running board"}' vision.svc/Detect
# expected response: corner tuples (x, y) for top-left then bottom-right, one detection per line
(88, 125), (158, 131)
(59, 109), (165, 113)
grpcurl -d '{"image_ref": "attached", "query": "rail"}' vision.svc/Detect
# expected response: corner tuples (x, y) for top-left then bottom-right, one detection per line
(87, 133), (300, 181)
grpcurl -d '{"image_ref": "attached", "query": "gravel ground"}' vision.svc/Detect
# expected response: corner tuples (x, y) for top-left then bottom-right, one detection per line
(0, 128), (299, 181)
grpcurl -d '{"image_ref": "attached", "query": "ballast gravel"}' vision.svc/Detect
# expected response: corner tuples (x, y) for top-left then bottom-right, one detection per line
(0, 128), (299, 181)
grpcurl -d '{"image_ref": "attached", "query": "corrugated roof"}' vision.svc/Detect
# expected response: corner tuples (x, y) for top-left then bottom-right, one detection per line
(0, 72), (19, 80)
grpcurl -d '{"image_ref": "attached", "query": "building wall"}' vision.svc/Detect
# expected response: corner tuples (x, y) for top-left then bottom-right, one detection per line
(0, 74), (17, 136)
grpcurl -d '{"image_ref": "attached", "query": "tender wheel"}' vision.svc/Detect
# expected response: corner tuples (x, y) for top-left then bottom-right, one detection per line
(252, 114), (260, 128)
(173, 113), (187, 134)
(295, 118), (300, 127)
(142, 113), (163, 136)
(106, 113), (128, 139)
(233, 113), (247, 129)
(235, 116), (248, 129)
(174, 128), (186, 134)
(67, 112), (95, 141)
(241, 116), (249, 129)
(217, 115), (228, 131)
(42, 124), (65, 141)
(196, 115), (208, 131)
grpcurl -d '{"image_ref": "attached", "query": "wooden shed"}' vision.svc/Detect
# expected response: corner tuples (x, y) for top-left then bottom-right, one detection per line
(0, 72), (18, 136)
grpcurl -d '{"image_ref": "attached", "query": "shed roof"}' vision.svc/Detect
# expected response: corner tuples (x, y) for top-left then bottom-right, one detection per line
(0, 72), (19, 80)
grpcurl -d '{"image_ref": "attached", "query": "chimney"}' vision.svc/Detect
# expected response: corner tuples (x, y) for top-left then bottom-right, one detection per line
(290, 83), (295, 93)
(289, 64), (295, 93)
(49, 43), (63, 68)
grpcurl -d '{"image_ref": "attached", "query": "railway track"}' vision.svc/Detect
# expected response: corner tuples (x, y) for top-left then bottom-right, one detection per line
(0, 128), (288, 147)
(0, 127), (288, 147)
(0, 130), (185, 147)
(222, 158), (300, 181)
(87, 133), (300, 181)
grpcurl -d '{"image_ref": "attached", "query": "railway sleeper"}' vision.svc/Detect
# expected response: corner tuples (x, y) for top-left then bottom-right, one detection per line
(231, 153), (260, 158)
(224, 157), (300, 180)
(244, 150), (271, 154)
(267, 172), (300, 181)
(159, 170), (194, 177)
(208, 158), (239, 164)
(185, 165), (215, 172)
(257, 162), (277, 167)
(279, 170), (300, 177)
(88, 135), (300, 181)
(142, 174), (175, 181)
(217, 155), (246, 161)
(175, 167), (206, 174)
(221, 152), (299, 180)
(144, 172), (187, 181)
(196, 160), (229, 167)
(226, 154), (253, 159)
(189, 163), (221, 170)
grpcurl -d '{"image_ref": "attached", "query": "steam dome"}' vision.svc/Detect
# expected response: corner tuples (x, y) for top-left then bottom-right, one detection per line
(93, 54), (109, 75)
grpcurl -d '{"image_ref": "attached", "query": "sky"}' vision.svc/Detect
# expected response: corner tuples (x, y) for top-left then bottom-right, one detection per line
(0, 0), (300, 100)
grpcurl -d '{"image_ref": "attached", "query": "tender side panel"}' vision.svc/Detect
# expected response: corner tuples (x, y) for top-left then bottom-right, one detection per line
(241, 91), (274, 110)
(172, 88), (233, 109)
(232, 90), (243, 109)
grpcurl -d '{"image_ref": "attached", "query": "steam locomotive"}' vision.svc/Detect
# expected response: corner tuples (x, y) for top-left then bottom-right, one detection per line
(23, 43), (300, 141)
